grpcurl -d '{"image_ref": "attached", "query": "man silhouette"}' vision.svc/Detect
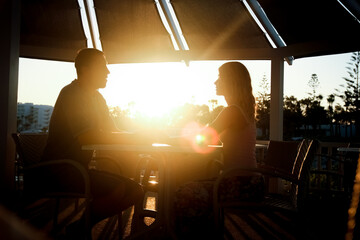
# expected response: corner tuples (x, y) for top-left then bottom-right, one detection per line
(42, 48), (144, 238)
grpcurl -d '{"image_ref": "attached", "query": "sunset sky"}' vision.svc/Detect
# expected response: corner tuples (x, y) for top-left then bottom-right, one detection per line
(18, 52), (352, 117)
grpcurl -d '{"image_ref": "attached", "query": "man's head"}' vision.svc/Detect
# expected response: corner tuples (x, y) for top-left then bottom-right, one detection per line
(74, 48), (110, 89)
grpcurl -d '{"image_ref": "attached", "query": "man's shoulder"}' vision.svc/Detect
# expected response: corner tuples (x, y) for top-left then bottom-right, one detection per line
(59, 80), (81, 96)
(94, 90), (106, 100)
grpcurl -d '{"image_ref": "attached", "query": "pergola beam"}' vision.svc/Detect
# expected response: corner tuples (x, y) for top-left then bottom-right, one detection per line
(245, 0), (294, 65)
(83, 0), (100, 49)
(158, 0), (189, 51)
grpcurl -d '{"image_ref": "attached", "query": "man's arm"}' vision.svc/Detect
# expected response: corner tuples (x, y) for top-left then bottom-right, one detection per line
(77, 130), (155, 145)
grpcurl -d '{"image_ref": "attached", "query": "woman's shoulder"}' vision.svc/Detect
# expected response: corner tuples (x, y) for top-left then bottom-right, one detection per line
(217, 105), (239, 119)
(227, 104), (252, 124)
(226, 104), (245, 117)
(227, 104), (243, 111)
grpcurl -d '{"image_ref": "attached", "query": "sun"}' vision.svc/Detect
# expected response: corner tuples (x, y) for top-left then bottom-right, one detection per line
(129, 95), (175, 118)
(100, 61), (226, 119)
(102, 62), (189, 118)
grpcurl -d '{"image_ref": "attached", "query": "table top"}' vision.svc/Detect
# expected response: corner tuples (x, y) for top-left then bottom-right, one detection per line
(82, 143), (267, 153)
(82, 143), (223, 153)
(337, 147), (360, 153)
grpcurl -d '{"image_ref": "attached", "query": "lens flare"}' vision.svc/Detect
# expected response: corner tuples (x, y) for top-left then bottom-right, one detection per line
(180, 122), (219, 154)
(196, 134), (206, 145)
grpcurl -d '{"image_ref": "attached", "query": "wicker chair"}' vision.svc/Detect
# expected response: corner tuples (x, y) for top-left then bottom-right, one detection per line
(213, 139), (316, 237)
(12, 133), (92, 238)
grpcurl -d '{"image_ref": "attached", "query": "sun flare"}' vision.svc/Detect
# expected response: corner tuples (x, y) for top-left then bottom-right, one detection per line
(99, 60), (267, 120)
(100, 61), (225, 118)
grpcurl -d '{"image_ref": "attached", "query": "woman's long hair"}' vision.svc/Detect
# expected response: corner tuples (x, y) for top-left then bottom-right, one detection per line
(219, 62), (255, 122)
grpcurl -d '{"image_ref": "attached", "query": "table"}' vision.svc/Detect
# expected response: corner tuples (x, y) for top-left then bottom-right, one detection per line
(82, 143), (267, 238)
(82, 143), (223, 239)
(337, 147), (360, 153)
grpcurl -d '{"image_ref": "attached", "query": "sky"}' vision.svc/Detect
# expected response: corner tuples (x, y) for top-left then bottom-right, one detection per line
(18, 52), (353, 116)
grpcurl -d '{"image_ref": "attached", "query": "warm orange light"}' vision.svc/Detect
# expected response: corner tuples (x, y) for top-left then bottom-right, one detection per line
(195, 134), (206, 145)
(180, 122), (219, 154)
(152, 143), (170, 147)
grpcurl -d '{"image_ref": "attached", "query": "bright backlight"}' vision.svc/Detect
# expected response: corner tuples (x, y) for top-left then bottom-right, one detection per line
(100, 61), (229, 119)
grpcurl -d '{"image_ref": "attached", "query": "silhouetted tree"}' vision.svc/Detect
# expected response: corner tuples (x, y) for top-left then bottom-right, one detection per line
(308, 74), (320, 100)
(256, 74), (270, 139)
(304, 74), (327, 136)
(335, 52), (360, 138)
(333, 104), (346, 137)
(208, 99), (218, 111)
(283, 96), (303, 140)
(347, 52), (360, 137)
(326, 94), (336, 136)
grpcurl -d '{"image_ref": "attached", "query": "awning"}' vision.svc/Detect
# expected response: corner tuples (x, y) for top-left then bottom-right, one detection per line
(20, 0), (87, 62)
(19, 0), (360, 63)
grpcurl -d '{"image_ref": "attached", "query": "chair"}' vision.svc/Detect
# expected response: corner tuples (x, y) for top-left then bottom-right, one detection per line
(213, 139), (316, 237)
(307, 142), (353, 240)
(12, 133), (92, 238)
(259, 140), (301, 174)
(309, 141), (351, 200)
(258, 140), (302, 195)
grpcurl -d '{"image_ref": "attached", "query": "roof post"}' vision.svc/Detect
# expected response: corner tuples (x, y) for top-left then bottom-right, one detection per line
(0, 0), (20, 205)
(270, 57), (284, 141)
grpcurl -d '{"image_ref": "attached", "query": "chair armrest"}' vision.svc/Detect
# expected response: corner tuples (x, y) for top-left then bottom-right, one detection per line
(257, 166), (299, 182)
(213, 166), (299, 211)
(25, 159), (91, 197)
(92, 156), (123, 175)
(216, 167), (299, 184)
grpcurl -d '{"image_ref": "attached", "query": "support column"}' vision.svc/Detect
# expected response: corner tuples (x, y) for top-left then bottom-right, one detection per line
(270, 57), (284, 141)
(0, 0), (20, 205)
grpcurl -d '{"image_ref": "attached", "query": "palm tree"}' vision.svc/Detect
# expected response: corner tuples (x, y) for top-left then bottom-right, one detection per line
(327, 94), (335, 137)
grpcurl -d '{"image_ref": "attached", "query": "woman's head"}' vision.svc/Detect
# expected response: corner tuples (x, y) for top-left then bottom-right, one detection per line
(215, 62), (255, 119)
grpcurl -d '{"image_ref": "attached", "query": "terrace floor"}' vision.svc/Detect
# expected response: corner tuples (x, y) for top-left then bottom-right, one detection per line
(6, 191), (352, 240)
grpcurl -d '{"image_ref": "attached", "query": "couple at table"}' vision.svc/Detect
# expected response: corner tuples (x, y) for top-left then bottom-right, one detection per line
(41, 48), (263, 238)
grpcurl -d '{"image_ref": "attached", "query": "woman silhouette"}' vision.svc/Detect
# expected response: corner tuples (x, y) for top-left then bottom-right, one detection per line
(173, 62), (264, 238)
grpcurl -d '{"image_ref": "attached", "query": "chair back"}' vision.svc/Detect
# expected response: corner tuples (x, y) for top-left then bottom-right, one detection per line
(290, 139), (316, 210)
(12, 133), (48, 168)
(262, 140), (301, 174)
(261, 139), (316, 208)
(292, 139), (314, 179)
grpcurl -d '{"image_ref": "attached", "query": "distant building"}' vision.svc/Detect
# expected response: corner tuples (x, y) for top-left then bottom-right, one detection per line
(17, 103), (53, 132)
